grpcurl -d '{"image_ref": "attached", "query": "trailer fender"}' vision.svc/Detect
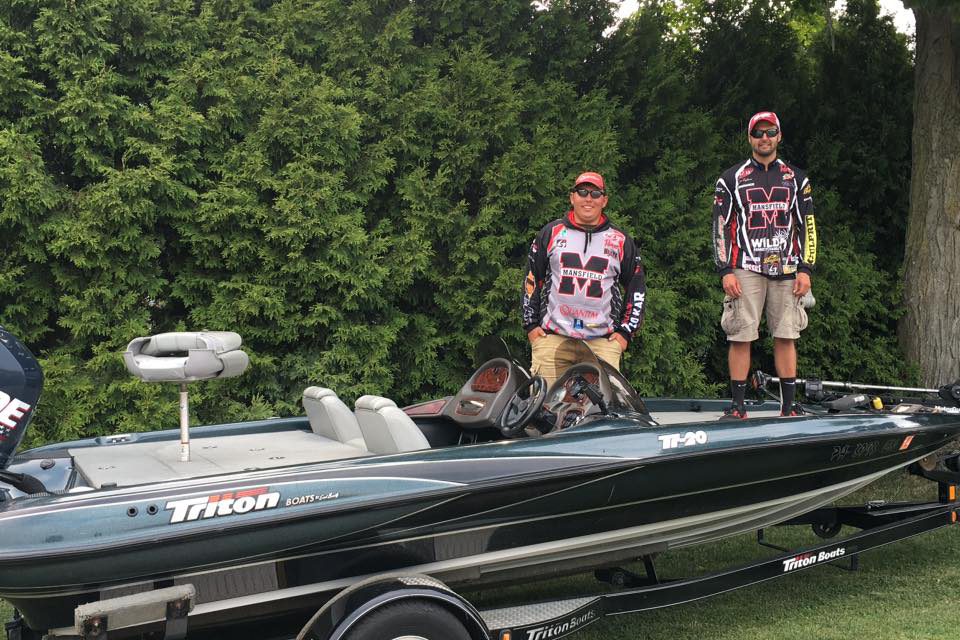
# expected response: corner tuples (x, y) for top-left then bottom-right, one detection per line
(296, 574), (489, 640)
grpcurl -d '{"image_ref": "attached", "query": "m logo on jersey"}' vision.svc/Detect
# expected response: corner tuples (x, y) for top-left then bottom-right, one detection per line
(559, 253), (608, 299)
(745, 186), (791, 230)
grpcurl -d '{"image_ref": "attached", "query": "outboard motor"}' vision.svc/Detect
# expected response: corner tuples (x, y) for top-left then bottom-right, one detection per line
(0, 326), (43, 471)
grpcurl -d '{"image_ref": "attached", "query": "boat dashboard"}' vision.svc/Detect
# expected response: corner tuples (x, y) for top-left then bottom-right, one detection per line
(408, 338), (652, 443)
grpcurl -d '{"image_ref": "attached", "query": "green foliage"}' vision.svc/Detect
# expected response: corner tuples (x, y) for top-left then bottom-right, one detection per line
(804, 0), (913, 269)
(0, 0), (920, 444)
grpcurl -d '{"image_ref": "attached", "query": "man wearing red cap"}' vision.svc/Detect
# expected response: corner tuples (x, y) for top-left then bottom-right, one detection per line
(522, 172), (646, 387)
(712, 111), (817, 419)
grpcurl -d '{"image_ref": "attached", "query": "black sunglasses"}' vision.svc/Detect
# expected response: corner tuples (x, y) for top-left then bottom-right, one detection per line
(750, 126), (780, 139)
(574, 187), (605, 199)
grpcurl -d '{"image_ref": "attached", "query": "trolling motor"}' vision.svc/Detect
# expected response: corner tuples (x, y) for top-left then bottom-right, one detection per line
(753, 371), (960, 409)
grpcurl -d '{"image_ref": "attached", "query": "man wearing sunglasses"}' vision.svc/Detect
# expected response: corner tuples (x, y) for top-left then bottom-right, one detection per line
(712, 111), (817, 419)
(522, 172), (646, 387)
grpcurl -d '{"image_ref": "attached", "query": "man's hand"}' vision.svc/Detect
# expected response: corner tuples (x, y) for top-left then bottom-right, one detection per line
(609, 332), (628, 351)
(722, 273), (742, 298)
(527, 326), (546, 343)
(793, 272), (811, 297)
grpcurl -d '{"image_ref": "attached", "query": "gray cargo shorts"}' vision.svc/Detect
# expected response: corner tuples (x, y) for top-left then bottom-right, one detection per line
(721, 269), (808, 342)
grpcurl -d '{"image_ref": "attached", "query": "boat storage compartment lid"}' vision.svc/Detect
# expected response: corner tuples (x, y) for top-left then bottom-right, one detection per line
(124, 332), (249, 382)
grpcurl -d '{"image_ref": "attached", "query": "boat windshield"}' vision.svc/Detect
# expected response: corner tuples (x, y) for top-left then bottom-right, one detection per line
(474, 336), (516, 368)
(471, 335), (647, 415)
(532, 335), (648, 415)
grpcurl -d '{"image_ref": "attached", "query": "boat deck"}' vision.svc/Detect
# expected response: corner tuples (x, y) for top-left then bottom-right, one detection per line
(69, 407), (784, 488)
(71, 430), (368, 488)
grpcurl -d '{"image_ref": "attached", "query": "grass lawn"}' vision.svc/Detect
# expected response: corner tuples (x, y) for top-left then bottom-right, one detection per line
(2, 474), (958, 639)
(467, 472), (960, 640)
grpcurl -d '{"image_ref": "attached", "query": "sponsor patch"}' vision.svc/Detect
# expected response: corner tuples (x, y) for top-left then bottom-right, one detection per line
(738, 166), (754, 180)
(525, 271), (536, 296)
(603, 231), (624, 260)
(558, 304), (599, 320)
(751, 236), (788, 252)
(804, 215), (817, 263)
(625, 292), (645, 329)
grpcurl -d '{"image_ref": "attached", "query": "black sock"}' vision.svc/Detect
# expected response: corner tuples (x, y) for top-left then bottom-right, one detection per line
(780, 378), (796, 413)
(731, 380), (747, 411)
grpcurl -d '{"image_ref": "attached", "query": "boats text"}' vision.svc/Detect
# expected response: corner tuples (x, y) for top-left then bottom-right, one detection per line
(286, 492), (340, 506)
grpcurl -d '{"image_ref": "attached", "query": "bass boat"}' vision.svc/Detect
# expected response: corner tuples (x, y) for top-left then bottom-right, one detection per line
(2, 326), (959, 639)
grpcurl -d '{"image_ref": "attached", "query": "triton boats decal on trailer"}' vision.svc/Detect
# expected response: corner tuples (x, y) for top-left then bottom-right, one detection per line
(658, 430), (708, 450)
(525, 608), (600, 640)
(782, 546), (847, 572)
(165, 487), (281, 524)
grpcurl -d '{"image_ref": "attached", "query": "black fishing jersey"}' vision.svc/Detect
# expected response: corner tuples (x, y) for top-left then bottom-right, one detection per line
(712, 157), (817, 279)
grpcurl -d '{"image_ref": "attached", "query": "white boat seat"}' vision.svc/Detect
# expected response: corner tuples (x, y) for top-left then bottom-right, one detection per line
(354, 395), (430, 454)
(124, 332), (249, 383)
(302, 387), (367, 451)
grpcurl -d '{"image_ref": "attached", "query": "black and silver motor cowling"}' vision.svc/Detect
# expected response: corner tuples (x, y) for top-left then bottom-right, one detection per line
(0, 326), (43, 472)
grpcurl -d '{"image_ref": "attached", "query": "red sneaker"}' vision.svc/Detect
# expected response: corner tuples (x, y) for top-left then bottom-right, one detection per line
(781, 404), (804, 417)
(720, 406), (748, 420)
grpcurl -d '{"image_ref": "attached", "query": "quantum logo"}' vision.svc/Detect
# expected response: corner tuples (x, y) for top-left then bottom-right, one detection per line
(166, 487), (281, 524)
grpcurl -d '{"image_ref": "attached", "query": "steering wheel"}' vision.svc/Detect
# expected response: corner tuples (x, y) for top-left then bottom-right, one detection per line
(498, 376), (547, 437)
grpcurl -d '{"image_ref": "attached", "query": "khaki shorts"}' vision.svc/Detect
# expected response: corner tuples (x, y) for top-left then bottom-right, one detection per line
(530, 334), (623, 387)
(721, 269), (808, 342)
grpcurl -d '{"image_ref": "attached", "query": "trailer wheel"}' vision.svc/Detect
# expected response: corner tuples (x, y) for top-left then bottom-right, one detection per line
(812, 520), (842, 538)
(343, 600), (472, 640)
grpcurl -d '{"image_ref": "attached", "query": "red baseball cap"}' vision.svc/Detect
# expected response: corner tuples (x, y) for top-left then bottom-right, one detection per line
(573, 171), (605, 190)
(748, 111), (781, 132)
